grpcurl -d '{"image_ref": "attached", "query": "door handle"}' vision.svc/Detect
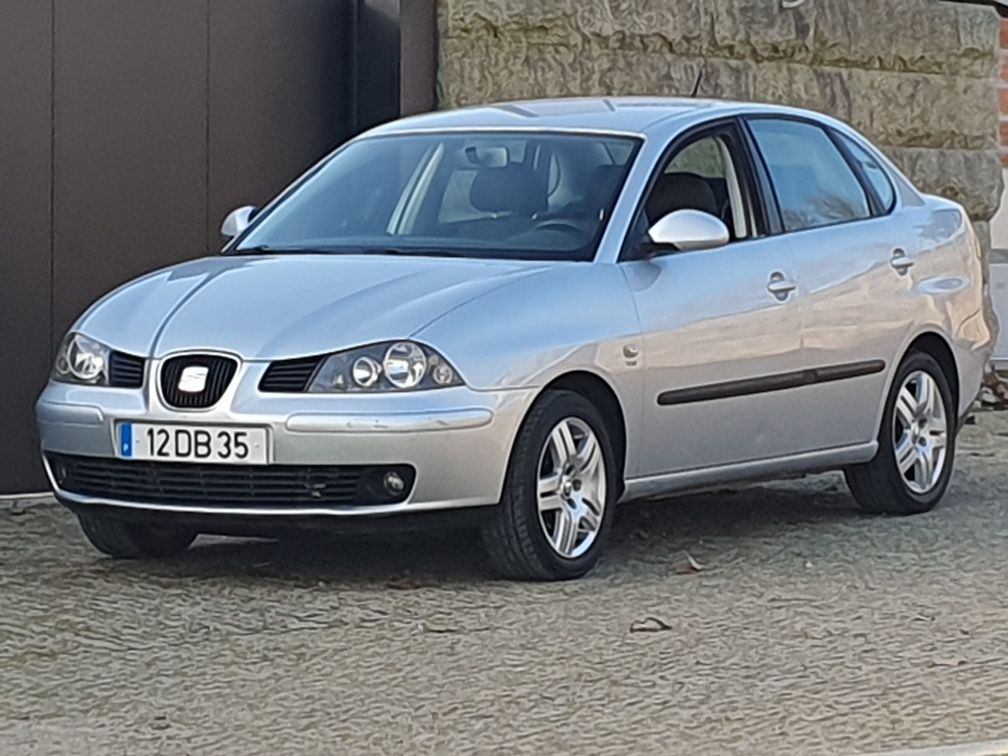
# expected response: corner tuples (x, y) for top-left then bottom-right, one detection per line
(890, 248), (914, 274)
(767, 271), (797, 300)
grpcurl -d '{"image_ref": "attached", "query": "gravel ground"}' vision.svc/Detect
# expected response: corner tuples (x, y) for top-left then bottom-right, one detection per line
(4, 413), (1008, 755)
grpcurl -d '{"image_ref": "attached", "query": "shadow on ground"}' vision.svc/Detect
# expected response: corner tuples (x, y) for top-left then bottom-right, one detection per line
(103, 477), (864, 584)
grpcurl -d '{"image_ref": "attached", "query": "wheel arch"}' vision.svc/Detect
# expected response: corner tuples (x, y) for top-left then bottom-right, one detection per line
(905, 332), (960, 414)
(867, 330), (961, 446)
(538, 371), (628, 498)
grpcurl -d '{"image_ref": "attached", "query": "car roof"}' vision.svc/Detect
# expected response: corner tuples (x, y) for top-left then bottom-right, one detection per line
(364, 96), (838, 140)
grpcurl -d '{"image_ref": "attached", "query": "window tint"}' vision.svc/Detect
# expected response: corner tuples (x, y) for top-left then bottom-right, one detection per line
(749, 119), (871, 232)
(836, 132), (896, 212)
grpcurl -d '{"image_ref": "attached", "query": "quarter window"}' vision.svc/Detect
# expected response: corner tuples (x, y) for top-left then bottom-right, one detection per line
(748, 119), (871, 233)
(835, 132), (896, 213)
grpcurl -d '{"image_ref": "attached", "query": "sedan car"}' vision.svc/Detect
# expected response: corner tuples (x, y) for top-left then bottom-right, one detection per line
(37, 97), (995, 580)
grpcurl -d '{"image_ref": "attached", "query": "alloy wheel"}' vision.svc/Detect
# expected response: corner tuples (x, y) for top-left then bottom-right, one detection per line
(536, 417), (607, 559)
(892, 370), (948, 495)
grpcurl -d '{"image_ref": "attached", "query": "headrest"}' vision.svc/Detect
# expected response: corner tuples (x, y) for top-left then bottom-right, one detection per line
(587, 164), (624, 206)
(646, 171), (718, 221)
(469, 164), (546, 216)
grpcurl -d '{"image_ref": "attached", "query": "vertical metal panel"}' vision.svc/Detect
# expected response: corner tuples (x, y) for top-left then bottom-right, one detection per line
(399, 0), (436, 115)
(207, 0), (353, 249)
(0, 1), (53, 492)
(52, 0), (208, 341)
(355, 0), (401, 132)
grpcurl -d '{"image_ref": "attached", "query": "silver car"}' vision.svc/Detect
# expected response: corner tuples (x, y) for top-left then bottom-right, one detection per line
(37, 97), (995, 580)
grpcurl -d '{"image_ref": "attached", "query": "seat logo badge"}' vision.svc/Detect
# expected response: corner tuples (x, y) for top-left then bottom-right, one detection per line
(178, 366), (209, 393)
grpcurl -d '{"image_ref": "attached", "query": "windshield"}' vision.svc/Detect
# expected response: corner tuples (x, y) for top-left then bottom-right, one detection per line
(235, 131), (641, 261)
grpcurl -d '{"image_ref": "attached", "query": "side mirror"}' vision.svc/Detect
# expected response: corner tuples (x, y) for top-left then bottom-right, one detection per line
(647, 209), (729, 253)
(221, 205), (258, 240)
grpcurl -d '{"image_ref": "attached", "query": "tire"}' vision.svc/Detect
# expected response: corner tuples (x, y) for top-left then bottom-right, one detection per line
(481, 390), (617, 580)
(845, 351), (956, 515)
(77, 512), (197, 559)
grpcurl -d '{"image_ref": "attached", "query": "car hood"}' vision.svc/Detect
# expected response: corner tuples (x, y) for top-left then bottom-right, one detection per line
(76, 254), (552, 359)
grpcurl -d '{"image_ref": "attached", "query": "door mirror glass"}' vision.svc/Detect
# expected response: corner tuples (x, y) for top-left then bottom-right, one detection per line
(221, 205), (258, 240)
(647, 209), (729, 253)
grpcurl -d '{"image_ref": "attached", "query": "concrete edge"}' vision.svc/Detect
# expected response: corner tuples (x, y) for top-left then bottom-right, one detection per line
(863, 739), (1008, 756)
(0, 492), (53, 509)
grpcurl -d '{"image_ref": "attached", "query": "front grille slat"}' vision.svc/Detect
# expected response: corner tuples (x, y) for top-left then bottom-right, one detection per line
(160, 355), (238, 409)
(108, 351), (145, 389)
(259, 356), (323, 393)
(48, 454), (414, 509)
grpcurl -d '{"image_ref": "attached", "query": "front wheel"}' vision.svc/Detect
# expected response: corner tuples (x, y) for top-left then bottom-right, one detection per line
(77, 512), (197, 558)
(481, 390), (616, 580)
(845, 351), (956, 515)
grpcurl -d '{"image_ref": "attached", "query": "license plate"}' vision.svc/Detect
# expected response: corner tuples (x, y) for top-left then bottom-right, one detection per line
(118, 423), (269, 464)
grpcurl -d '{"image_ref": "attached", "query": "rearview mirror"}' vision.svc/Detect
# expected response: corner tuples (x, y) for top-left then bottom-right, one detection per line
(221, 205), (258, 240)
(647, 209), (729, 253)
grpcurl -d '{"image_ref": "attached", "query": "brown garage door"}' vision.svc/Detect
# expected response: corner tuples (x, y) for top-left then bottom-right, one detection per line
(0, 0), (394, 493)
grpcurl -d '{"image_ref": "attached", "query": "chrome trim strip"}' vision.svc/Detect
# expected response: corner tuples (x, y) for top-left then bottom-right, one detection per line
(620, 442), (878, 502)
(152, 349), (245, 414)
(284, 408), (494, 433)
(55, 493), (497, 517)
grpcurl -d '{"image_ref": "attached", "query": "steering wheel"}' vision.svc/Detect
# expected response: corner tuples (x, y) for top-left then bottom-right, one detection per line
(531, 219), (585, 236)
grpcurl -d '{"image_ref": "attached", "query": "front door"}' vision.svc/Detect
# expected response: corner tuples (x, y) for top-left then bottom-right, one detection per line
(623, 123), (805, 478)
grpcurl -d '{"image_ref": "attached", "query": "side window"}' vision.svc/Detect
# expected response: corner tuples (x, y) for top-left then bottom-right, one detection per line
(835, 132), (896, 213)
(748, 119), (871, 233)
(644, 133), (752, 241)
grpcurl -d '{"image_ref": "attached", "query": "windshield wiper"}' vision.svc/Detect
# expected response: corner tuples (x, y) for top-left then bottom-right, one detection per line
(230, 245), (335, 256)
(234, 245), (471, 258)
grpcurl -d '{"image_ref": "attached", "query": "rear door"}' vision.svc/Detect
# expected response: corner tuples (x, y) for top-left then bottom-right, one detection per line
(744, 117), (913, 450)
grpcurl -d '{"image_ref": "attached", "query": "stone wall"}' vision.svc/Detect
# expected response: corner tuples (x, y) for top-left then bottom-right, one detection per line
(437, 0), (1002, 246)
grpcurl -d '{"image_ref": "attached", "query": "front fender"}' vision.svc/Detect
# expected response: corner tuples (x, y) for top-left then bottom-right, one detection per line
(414, 262), (646, 473)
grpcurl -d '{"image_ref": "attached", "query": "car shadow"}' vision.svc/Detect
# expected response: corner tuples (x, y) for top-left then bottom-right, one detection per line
(612, 478), (860, 548)
(106, 474), (864, 584)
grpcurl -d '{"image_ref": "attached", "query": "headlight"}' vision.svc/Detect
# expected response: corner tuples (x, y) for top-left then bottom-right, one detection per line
(307, 341), (463, 392)
(53, 333), (111, 385)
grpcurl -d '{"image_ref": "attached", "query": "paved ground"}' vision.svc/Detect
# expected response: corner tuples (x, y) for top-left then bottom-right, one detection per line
(4, 414), (1008, 755)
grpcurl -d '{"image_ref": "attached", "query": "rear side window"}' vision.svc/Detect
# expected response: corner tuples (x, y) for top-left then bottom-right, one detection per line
(748, 119), (871, 233)
(835, 132), (896, 213)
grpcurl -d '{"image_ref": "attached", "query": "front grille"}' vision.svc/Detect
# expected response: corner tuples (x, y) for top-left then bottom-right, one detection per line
(160, 354), (238, 409)
(259, 356), (323, 392)
(109, 351), (145, 388)
(48, 453), (415, 508)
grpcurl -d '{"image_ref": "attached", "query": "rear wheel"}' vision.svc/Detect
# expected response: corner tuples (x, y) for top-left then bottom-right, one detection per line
(481, 390), (616, 580)
(77, 512), (197, 558)
(845, 351), (955, 515)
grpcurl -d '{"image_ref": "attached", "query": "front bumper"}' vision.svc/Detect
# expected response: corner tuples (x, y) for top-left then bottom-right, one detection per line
(37, 364), (535, 518)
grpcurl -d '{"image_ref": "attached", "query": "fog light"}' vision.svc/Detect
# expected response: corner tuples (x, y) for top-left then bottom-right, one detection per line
(51, 458), (68, 485)
(383, 471), (406, 495)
